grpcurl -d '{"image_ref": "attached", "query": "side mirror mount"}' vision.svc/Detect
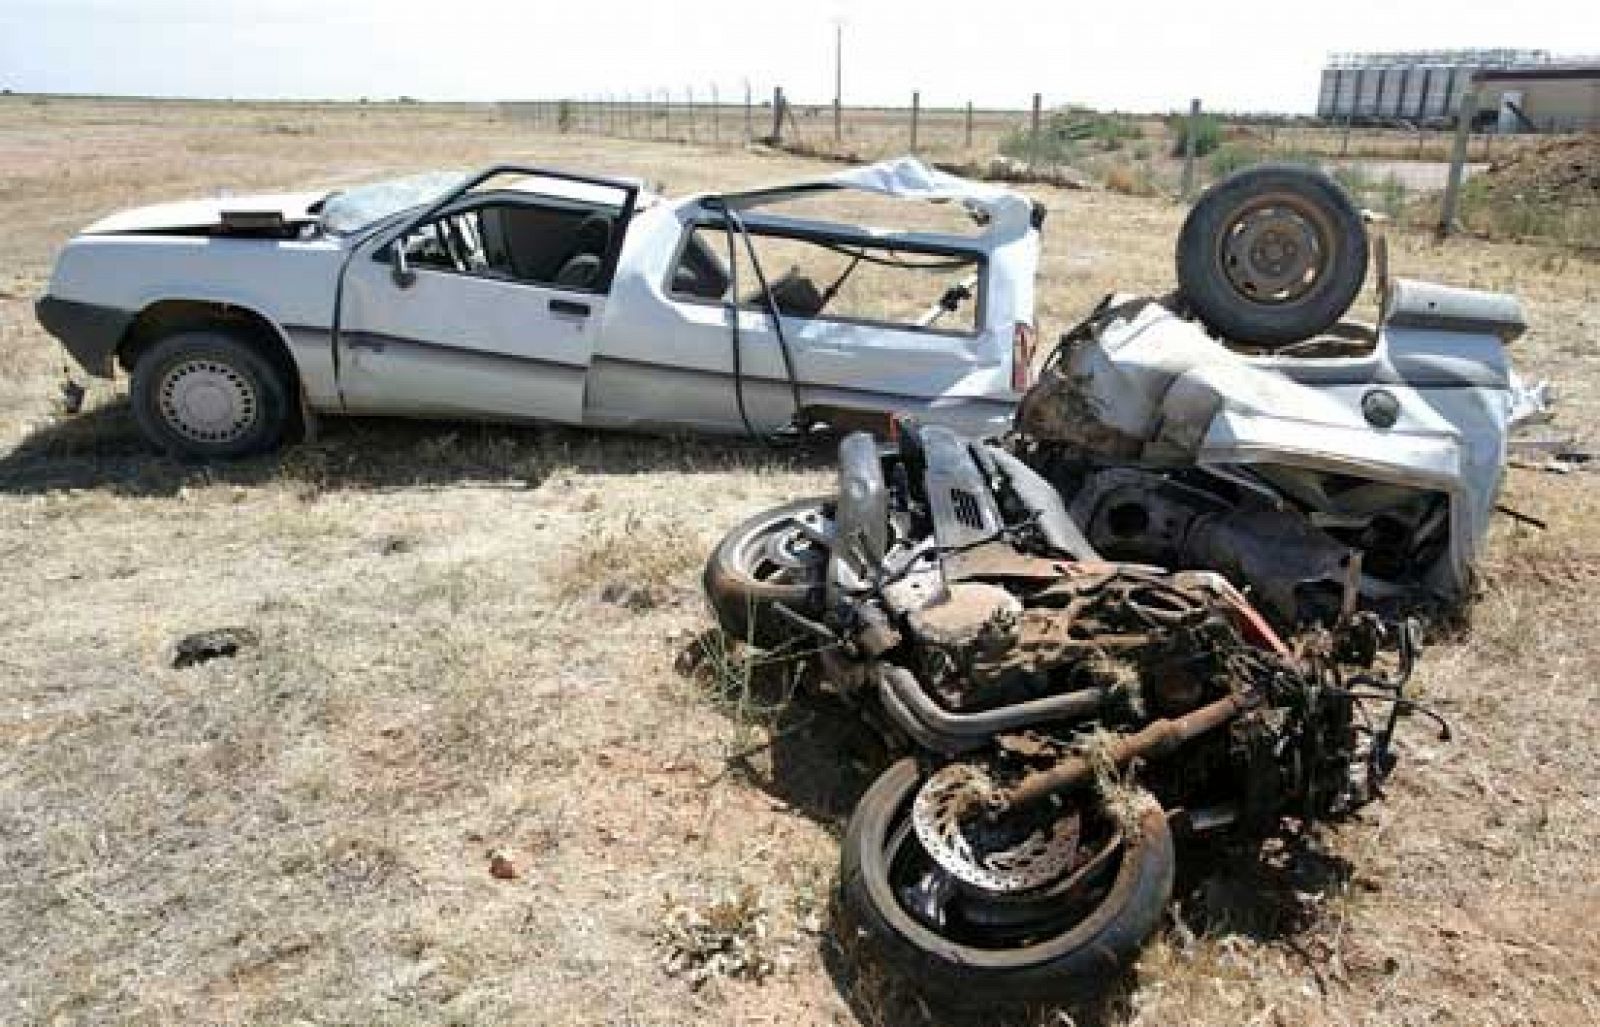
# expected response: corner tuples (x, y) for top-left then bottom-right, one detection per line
(391, 238), (416, 289)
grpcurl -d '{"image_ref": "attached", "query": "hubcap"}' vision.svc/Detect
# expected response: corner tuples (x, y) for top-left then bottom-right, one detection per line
(157, 359), (258, 444)
(1218, 196), (1332, 305)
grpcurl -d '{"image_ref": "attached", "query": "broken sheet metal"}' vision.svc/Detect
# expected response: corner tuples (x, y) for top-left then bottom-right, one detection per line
(1019, 294), (1529, 601)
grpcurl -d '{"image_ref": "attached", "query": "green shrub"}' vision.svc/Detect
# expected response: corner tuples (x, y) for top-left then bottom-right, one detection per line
(1208, 144), (1262, 179)
(1001, 108), (1141, 166)
(1167, 111), (1222, 157)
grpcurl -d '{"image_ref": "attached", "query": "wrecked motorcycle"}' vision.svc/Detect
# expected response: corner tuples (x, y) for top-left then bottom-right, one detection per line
(699, 165), (1528, 1000)
(704, 423), (1435, 1000)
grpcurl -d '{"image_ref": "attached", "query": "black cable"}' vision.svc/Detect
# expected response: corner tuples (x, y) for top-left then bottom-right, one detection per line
(715, 202), (756, 439)
(705, 197), (808, 442)
(726, 206), (806, 430)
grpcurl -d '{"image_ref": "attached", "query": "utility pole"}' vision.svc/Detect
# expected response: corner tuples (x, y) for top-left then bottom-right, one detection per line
(833, 19), (843, 143)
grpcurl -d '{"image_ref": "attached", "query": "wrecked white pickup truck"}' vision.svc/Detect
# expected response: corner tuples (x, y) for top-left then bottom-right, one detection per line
(36, 158), (1041, 458)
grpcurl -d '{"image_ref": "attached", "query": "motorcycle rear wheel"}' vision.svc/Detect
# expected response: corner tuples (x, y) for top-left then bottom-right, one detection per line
(702, 497), (833, 648)
(840, 758), (1175, 1006)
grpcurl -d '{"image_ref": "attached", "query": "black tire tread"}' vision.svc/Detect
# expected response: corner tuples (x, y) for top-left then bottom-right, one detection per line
(702, 498), (829, 648)
(129, 329), (292, 459)
(839, 758), (1175, 1006)
(1176, 163), (1369, 348)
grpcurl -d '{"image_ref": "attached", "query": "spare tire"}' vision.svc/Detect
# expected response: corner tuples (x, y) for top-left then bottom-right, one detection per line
(1176, 163), (1368, 348)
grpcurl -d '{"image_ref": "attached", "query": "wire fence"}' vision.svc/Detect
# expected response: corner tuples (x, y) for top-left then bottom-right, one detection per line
(501, 88), (1596, 245)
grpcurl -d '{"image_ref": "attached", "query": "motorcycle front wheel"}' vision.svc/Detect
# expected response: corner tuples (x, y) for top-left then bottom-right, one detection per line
(840, 758), (1175, 1006)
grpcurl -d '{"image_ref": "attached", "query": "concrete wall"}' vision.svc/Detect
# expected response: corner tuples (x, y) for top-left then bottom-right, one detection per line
(1477, 77), (1600, 131)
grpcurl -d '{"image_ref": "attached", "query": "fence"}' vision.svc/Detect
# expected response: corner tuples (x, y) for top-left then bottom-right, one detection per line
(501, 87), (1579, 241)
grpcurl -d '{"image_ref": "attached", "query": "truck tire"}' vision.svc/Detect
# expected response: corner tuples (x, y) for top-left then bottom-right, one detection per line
(129, 330), (293, 459)
(1176, 163), (1368, 348)
(840, 758), (1176, 1007)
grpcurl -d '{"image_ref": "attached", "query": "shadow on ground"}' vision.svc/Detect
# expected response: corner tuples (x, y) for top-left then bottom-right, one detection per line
(0, 398), (831, 497)
(676, 630), (1359, 1026)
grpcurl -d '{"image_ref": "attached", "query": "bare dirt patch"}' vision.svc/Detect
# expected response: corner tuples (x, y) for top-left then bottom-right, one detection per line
(1, 97), (1597, 1025)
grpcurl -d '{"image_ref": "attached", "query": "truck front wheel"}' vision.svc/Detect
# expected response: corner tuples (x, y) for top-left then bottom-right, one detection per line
(129, 330), (292, 459)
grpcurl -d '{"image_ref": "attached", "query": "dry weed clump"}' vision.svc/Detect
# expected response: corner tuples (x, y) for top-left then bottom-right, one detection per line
(555, 508), (703, 607)
(657, 885), (789, 989)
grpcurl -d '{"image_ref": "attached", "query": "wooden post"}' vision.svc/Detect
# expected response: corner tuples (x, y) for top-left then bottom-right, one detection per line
(745, 81), (753, 141)
(1181, 97), (1200, 198)
(770, 86), (785, 143)
(910, 91), (920, 152)
(1340, 114), (1352, 157)
(711, 84), (719, 145)
(965, 100), (973, 149)
(833, 20), (843, 143)
(663, 88), (671, 139)
(686, 85), (695, 142)
(1438, 86), (1478, 238)
(1029, 92), (1042, 168)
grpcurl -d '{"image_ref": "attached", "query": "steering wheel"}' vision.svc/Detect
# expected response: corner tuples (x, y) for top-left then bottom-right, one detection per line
(919, 273), (979, 328)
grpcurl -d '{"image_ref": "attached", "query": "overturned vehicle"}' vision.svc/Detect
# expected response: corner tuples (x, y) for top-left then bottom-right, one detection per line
(700, 165), (1534, 1001)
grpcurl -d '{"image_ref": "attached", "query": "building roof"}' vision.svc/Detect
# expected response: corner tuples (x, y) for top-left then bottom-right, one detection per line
(1474, 63), (1600, 83)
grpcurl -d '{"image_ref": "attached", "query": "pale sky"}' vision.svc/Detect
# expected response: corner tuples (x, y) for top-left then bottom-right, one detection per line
(2, 0), (1597, 113)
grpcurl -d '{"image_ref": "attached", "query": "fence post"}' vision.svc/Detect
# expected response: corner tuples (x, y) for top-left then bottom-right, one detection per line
(1340, 114), (1351, 157)
(711, 84), (719, 145)
(1028, 93), (1043, 168)
(1439, 86), (1477, 238)
(1181, 97), (1201, 198)
(745, 81), (753, 141)
(770, 86), (784, 143)
(663, 88), (671, 139)
(910, 91), (920, 152)
(964, 101), (974, 149)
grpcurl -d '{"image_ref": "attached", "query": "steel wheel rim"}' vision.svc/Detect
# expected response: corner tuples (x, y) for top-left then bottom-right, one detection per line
(1215, 192), (1335, 306)
(734, 506), (831, 587)
(157, 359), (259, 445)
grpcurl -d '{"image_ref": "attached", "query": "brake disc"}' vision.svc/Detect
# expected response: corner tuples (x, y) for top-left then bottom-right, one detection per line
(911, 763), (1080, 893)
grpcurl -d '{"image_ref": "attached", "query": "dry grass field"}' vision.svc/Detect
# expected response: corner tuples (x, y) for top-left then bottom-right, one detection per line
(2, 96), (1598, 1025)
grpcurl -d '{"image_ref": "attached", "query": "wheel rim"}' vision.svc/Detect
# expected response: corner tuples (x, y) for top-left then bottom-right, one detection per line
(157, 358), (259, 445)
(887, 775), (1123, 948)
(732, 505), (832, 589)
(1215, 192), (1336, 306)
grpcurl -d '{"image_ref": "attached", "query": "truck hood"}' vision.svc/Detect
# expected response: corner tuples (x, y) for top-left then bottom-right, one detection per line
(81, 191), (328, 235)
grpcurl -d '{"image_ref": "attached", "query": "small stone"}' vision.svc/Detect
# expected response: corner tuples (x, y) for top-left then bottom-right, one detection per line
(488, 850), (518, 880)
(170, 627), (259, 669)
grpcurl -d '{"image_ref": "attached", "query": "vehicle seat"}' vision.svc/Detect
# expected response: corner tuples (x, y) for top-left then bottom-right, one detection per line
(554, 214), (613, 290)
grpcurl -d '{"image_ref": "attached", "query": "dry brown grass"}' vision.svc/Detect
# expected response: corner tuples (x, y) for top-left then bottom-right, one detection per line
(2, 96), (1598, 1025)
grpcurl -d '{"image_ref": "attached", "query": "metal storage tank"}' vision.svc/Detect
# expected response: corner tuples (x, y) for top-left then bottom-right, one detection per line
(1318, 69), (1340, 118)
(1402, 67), (1430, 119)
(1356, 68), (1383, 116)
(1336, 69), (1358, 116)
(1421, 67), (1452, 120)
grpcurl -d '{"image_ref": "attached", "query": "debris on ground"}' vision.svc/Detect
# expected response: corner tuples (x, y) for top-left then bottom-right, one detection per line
(985, 155), (1096, 190)
(169, 627), (259, 668)
(658, 886), (784, 989)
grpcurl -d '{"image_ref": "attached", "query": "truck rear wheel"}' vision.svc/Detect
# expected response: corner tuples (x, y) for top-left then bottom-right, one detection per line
(129, 330), (292, 459)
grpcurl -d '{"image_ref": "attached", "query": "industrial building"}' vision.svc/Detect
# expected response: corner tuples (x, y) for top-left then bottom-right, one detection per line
(1317, 49), (1600, 131)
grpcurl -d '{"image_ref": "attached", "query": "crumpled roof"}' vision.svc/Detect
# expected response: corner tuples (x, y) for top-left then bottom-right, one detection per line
(724, 156), (1036, 238)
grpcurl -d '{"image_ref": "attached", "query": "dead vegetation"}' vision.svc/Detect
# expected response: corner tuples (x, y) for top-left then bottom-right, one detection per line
(1, 96), (1598, 1025)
